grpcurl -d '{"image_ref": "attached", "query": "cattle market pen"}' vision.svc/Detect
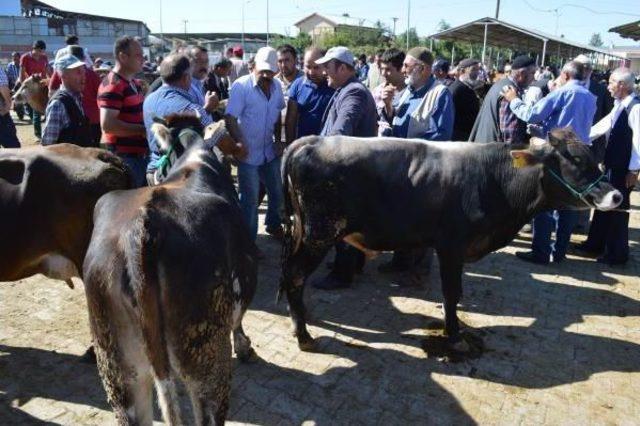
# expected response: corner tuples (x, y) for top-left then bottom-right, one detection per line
(427, 17), (627, 69)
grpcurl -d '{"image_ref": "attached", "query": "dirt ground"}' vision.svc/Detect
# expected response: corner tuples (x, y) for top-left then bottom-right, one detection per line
(2, 114), (640, 425)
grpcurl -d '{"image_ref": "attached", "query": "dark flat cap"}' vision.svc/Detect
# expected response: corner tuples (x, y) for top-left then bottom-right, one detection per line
(512, 55), (535, 70)
(433, 59), (450, 72)
(458, 58), (479, 68)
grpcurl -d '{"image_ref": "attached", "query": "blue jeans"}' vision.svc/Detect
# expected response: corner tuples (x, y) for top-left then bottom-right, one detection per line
(0, 113), (20, 148)
(532, 210), (579, 260)
(238, 157), (283, 241)
(120, 155), (149, 188)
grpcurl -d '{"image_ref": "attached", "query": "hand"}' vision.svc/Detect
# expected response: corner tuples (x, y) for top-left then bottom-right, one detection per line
(381, 84), (395, 106)
(204, 91), (219, 112)
(626, 171), (639, 188)
(501, 85), (518, 102)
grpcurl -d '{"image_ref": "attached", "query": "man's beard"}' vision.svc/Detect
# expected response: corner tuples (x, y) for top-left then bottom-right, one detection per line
(405, 69), (421, 87)
(461, 75), (482, 89)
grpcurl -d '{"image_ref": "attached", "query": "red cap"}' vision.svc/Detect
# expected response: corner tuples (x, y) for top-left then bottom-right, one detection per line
(232, 46), (244, 56)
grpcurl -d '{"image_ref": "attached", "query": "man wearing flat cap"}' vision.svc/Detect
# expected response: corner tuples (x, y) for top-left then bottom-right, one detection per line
(432, 58), (453, 87)
(313, 46), (378, 290)
(376, 47), (454, 275)
(449, 58), (481, 141)
(469, 55), (536, 143)
(41, 54), (92, 146)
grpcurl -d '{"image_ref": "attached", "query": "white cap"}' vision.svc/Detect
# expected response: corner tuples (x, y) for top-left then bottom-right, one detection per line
(254, 46), (278, 73)
(574, 54), (592, 67)
(315, 46), (354, 67)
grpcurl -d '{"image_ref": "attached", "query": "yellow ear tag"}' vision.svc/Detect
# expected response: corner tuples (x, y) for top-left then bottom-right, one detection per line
(512, 155), (528, 168)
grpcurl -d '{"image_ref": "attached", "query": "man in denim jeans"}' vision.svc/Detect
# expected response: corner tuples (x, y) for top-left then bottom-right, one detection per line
(225, 47), (286, 254)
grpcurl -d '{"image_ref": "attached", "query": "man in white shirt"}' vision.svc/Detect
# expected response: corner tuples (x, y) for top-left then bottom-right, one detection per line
(575, 67), (639, 265)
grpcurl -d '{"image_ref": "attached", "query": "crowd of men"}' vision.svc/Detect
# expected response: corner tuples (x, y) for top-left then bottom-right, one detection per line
(1, 35), (638, 289)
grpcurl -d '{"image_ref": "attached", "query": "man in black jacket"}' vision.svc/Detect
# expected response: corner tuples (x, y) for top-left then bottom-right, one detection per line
(449, 58), (481, 141)
(41, 54), (92, 146)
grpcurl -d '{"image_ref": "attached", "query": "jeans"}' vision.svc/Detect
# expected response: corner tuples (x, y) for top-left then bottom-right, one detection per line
(120, 155), (149, 188)
(26, 104), (41, 138)
(0, 113), (20, 148)
(237, 157), (283, 241)
(532, 210), (579, 260)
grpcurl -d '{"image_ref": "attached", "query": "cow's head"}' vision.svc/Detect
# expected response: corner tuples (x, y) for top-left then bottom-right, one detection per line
(203, 120), (247, 160)
(510, 128), (622, 211)
(12, 74), (49, 114)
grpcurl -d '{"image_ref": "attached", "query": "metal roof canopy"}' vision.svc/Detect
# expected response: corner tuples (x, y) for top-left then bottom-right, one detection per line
(428, 17), (624, 67)
(610, 20), (640, 41)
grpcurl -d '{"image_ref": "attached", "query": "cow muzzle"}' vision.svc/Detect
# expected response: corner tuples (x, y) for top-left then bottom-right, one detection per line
(593, 189), (623, 211)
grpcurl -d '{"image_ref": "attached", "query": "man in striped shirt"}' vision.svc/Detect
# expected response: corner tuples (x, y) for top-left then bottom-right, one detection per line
(98, 36), (148, 187)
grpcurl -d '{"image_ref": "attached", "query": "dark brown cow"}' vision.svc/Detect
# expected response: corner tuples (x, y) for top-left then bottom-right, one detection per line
(83, 116), (257, 425)
(0, 144), (130, 286)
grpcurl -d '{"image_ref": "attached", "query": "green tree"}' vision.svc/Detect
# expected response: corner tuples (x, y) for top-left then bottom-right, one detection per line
(394, 28), (420, 49)
(589, 33), (604, 47)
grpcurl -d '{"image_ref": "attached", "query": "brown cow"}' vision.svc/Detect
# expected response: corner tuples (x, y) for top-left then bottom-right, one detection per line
(0, 144), (131, 286)
(83, 116), (257, 425)
(12, 74), (49, 114)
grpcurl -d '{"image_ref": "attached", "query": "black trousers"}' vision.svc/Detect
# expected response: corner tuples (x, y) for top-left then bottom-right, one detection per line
(0, 113), (20, 148)
(585, 168), (631, 262)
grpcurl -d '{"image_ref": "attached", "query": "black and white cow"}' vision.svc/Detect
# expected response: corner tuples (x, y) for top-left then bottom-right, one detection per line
(83, 115), (257, 425)
(279, 128), (622, 352)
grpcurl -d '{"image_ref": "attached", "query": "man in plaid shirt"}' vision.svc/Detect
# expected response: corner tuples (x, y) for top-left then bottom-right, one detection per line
(5, 52), (24, 120)
(0, 67), (20, 147)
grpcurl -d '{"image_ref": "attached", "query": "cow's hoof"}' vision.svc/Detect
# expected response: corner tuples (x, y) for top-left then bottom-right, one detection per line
(297, 335), (317, 352)
(449, 338), (471, 353)
(79, 346), (97, 364)
(236, 346), (258, 363)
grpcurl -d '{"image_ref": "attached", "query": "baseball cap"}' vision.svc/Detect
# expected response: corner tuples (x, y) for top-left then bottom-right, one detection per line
(315, 46), (354, 67)
(54, 54), (85, 72)
(254, 46), (278, 73)
(574, 54), (592, 67)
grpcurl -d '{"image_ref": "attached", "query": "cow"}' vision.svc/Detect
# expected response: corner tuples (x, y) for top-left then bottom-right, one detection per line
(83, 114), (257, 425)
(12, 74), (49, 114)
(0, 144), (130, 287)
(279, 128), (623, 353)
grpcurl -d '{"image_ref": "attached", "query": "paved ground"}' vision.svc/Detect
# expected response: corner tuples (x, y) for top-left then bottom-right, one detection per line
(2, 117), (640, 424)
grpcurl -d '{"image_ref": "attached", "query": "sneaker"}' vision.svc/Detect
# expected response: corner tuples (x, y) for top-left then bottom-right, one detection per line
(515, 251), (549, 265)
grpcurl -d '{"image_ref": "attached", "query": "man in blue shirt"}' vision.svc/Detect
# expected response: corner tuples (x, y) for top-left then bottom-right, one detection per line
(503, 60), (597, 264)
(143, 53), (225, 184)
(285, 47), (335, 143)
(187, 46), (219, 120)
(225, 47), (286, 245)
(382, 47), (454, 141)
(313, 46), (377, 290)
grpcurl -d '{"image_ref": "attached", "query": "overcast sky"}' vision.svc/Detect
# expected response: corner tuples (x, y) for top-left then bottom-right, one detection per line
(41, 0), (639, 47)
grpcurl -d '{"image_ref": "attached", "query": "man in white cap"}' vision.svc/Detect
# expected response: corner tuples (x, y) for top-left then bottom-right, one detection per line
(225, 46), (286, 250)
(313, 45), (378, 290)
(41, 53), (92, 146)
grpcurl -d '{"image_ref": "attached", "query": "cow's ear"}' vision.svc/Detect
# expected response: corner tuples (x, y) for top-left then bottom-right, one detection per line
(510, 150), (539, 168)
(150, 122), (172, 152)
(547, 129), (568, 152)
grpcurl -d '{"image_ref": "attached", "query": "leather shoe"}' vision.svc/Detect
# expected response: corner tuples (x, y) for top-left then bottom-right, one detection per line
(596, 256), (627, 266)
(313, 274), (351, 290)
(266, 225), (285, 241)
(515, 251), (549, 265)
(573, 242), (601, 256)
(377, 261), (410, 274)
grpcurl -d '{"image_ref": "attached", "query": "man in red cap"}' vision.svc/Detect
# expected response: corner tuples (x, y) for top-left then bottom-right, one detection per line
(229, 46), (249, 83)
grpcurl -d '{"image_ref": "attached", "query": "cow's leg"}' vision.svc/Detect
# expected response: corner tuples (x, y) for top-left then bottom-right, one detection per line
(185, 333), (232, 426)
(281, 242), (331, 351)
(437, 251), (468, 351)
(154, 377), (182, 425)
(86, 292), (154, 425)
(232, 322), (254, 362)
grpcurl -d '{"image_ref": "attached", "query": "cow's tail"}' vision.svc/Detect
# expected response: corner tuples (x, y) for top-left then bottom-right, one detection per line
(277, 137), (316, 302)
(125, 206), (172, 380)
